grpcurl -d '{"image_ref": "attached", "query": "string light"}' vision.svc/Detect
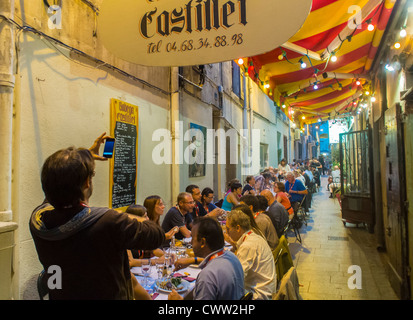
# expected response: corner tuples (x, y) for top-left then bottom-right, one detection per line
(356, 79), (361, 86)
(299, 59), (307, 69)
(237, 58), (244, 65)
(282, 104), (286, 109)
(394, 42), (401, 49)
(367, 23), (375, 31)
(400, 28), (407, 38)
(331, 54), (337, 62)
(371, 96), (376, 102)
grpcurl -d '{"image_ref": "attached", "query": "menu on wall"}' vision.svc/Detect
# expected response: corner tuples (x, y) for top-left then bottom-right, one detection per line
(109, 98), (139, 211)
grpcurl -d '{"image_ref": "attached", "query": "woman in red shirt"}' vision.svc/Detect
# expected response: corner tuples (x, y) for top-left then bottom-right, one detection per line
(274, 182), (294, 219)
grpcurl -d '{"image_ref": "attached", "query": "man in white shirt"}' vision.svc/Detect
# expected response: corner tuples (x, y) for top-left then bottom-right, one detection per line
(226, 210), (277, 300)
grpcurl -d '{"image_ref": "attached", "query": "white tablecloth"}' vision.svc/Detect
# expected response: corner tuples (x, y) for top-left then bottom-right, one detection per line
(132, 264), (201, 300)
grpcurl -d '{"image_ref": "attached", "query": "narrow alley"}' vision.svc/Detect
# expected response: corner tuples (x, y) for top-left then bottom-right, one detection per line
(289, 177), (399, 300)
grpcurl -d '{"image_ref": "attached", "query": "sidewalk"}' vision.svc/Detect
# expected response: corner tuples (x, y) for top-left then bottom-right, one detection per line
(287, 177), (399, 300)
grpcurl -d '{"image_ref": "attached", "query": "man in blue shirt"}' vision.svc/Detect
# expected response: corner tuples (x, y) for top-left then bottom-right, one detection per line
(168, 217), (244, 300)
(284, 172), (308, 213)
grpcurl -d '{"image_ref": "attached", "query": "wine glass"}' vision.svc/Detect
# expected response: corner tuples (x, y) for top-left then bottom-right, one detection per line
(141, 260), (151, 288)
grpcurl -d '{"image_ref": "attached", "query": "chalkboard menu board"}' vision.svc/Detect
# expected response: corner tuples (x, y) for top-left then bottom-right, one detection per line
(110, 99), (139, 210)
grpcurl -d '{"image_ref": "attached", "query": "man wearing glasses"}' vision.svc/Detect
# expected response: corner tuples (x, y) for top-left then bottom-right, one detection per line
(185, 185), (224, 229)
(162, 192), (194, 240)
(225, 210), (277, 300)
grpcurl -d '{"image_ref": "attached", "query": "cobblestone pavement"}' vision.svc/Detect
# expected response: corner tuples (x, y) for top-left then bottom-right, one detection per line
(286, 177), (399, 300)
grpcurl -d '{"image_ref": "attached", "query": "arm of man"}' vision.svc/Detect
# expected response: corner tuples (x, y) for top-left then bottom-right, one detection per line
(110, 211), (165, 250)
(289, 180), (308, 195)
(206, 207), (224, 218)
(179, 225), (191, 238)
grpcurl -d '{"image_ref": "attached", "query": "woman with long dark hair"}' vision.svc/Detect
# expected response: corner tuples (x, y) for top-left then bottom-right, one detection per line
(144, 195), (177, 240)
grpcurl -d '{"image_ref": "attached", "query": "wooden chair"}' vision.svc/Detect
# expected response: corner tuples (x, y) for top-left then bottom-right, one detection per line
(240, 292), (253, 300)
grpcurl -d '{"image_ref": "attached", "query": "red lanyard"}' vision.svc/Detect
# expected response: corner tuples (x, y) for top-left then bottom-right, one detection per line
(241, 231), (253, 243)
(254, 212), (260, 219)
(206, 249), (225, 265)
(288, 180), (295, 193)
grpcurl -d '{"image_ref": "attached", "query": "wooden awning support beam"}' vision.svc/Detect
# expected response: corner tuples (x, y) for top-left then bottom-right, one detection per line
(282, 42), (322, 61)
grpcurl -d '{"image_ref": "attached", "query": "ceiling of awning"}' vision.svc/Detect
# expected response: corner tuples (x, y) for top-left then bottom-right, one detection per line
(242, 0), (396, 125)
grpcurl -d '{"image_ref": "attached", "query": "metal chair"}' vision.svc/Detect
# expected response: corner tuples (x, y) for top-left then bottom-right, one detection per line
(37, 270), (49, 300)
(289, 216), (302, 244)
(296, 195), (308, 226)
(286, 196), (307, 244)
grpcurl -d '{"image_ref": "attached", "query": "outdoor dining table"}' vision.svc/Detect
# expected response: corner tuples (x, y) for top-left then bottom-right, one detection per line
(131, 230), (231, 300)
(131, 260), (202, 300)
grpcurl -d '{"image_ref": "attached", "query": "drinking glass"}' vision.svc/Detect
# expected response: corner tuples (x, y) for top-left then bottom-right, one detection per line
(141, 260), (151, 287)
(166, 263), (173, 279)
(155, 260), (164, 279)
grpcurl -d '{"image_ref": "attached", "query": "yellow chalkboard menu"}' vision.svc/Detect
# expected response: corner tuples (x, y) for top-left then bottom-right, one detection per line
(109, 98), (139, 211)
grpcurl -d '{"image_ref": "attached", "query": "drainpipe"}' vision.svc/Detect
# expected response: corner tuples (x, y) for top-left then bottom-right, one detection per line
(0, 0), (15, 223)
(242, 71), (248, 176)
(248, 76), (253, 173)
(170, 67), (180, 206)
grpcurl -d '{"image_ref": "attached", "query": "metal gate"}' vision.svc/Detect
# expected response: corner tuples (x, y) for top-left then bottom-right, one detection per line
(339, 129), (375, 232)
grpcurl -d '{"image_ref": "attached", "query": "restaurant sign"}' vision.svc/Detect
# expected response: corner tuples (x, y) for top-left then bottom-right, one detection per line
(98, 0), (312, 66)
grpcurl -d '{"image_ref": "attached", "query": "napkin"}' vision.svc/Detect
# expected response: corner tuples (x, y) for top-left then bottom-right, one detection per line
(173, 273), (184, 277)
(151, 293), (159, 300)
(183, 276), (196, 282)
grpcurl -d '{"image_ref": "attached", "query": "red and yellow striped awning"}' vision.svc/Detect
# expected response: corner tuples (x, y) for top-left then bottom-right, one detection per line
(243, 0), (396, 124)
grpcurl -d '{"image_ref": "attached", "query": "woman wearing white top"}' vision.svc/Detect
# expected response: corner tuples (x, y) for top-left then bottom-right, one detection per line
(277, 159), (291, 178)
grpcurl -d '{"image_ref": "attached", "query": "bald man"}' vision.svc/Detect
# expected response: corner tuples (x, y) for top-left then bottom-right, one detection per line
(260, 190), (289, 238)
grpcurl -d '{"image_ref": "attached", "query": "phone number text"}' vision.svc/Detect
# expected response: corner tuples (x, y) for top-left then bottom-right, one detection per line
(147, 34), (244, 54)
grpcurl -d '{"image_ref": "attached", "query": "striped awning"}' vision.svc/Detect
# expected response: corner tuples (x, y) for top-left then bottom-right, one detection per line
(243, 0), (396, 124)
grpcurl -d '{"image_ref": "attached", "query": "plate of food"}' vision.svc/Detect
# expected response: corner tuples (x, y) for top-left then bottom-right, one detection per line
(155, 277), (189, 293)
